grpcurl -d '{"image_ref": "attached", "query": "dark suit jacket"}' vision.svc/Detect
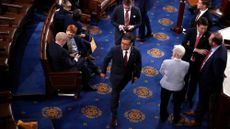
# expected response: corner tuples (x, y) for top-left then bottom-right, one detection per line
(200, 44), (227, 94)
(101, 46), (142, 87)
(182, 28), (211, 65)
(190, 9), (212, 30)
(47, 42), (78, 71)
(111, 5), (141, 45)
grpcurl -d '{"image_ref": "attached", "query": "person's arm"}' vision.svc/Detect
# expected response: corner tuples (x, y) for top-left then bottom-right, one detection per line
(101, 47), (114, 78)
(133, 48), (142, 79)
(160, 60), (166, 75)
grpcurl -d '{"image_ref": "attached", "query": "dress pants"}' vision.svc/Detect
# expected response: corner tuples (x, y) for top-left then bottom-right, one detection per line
(111, 78), (130, 117)
(139, 11), (152, 40)
(160, 87), (183, 122)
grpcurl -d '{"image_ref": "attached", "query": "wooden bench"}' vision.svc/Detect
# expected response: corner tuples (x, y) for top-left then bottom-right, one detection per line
(0, 0), (33, 70)
(80, 0), (117, 20)
(40, 3), (82, 98)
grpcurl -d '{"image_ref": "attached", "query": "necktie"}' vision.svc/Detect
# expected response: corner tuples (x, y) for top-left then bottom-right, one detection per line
(200, 50), (211, 70)
(124, 10), (130, 27)
(124, 50), (128, 65)
(195, 10), (201, 21)
(191, 34), (202, 62)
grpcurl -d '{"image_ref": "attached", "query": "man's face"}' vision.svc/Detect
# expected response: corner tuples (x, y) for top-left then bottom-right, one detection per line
(66, 31), (75, 39)
(208, 33), (215, 46)
(197, 0), (207, 10)
(123, 4), (131, 11)
(121, 39), (132, 50)
(197, 24), (208, 34)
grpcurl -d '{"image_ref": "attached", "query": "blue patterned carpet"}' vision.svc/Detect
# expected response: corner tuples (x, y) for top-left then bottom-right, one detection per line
(11, 0), (220, 128)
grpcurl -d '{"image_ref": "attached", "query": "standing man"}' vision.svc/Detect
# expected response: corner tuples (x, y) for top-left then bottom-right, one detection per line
(100, 33), (142, 127)
(181, 17), (211, 107)
(189, 0), (212, 30)
(111, 0), (141, 45)
(186, 32), (227, 127)
(135, 0), (154, 42)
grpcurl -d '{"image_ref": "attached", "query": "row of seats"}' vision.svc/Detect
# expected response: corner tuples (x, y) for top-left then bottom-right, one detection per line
(0, 0), (33, 70)
(40, 2), (82, 98)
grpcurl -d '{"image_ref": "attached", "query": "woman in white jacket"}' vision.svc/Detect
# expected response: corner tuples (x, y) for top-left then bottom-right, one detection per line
(159, 45), (189, 124)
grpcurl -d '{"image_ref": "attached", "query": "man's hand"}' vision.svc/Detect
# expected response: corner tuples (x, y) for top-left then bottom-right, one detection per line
(80, 33), (86, 38)
(100, 73), (106, 78)
(74, 53), (81, 59)
(119, 25), (125, 31)
(127, 25), (134, 30)
(194, 48), (209, 56)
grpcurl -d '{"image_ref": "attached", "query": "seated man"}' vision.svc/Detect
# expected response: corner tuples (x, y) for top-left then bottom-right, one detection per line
(65, 24), (95, 60)
(47, 32), (97, 91)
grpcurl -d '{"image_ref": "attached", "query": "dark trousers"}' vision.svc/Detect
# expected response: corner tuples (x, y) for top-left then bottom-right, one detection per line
(138, 12), (152, 39)
(111, 79), (130, 117)
(194, 85), (210, 123)
(182, 61), (201, 103)
(160, 87), (183, 122)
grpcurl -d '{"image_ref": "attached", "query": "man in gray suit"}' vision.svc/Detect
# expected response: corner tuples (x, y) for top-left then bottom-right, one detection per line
(101, 33), (142, 127)
(111, 0), (141, 45)
(160, 45), (189, 124)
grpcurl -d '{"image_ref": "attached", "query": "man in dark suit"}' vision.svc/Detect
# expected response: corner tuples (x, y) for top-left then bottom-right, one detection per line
(100, 33), (142, 127)
(185, 32), (227, 127)
(189, 0), (212, 30)
(111, 0), (141, 45)
(182, 17), (211, 107)
(135, 0), (154, 42)
(47, 32), (96, 91)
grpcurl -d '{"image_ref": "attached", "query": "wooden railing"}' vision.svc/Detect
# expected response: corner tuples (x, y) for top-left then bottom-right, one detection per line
(40, 2), (82, 98)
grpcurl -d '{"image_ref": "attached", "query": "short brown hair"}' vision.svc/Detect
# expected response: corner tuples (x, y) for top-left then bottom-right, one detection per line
(66, 24), (77, 34)
(123, 0), (133, 6)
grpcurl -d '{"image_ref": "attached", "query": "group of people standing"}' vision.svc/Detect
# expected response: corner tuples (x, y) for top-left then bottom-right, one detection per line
(159, 0), (228, 128)
(46, 0), (227, 128)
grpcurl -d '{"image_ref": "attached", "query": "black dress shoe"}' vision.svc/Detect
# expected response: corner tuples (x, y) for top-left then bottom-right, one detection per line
(111, 116), (117, 128)
(146, 33), (154, 37)
(83, 86), (97, 92)
(87, 55), (96, 60)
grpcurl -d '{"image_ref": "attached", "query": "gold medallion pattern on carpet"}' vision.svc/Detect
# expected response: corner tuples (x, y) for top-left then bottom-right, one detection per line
(153, 32), (169, 40)
(124, 109), (145, 123)
(88, 26), (102, 35)
(147, 48), (164, 58)
(42, 107), (62, 119)
(133, 86), (153, 98)
(159, 18), (173, 26)
(163, 5), (177, 12)
(81, 105), (102, 119)
(142, 66), (159, 77)
(95, 83), (112, 94)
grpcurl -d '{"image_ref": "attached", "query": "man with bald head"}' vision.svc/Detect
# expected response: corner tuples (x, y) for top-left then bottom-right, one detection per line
(185, 32), (227, 127)
(47, 32), (96, 91)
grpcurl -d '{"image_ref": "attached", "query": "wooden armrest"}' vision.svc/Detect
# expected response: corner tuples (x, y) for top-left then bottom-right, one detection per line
(0, 16), (15, 21)
(0, 31), (10, 35)
(2, 3), (23, 8)
(2, 3), (23, 13)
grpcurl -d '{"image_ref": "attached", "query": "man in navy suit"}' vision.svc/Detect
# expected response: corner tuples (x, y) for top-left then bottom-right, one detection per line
(111, 0), (141, 45)
(135, 0), (153, 42)
(47, 32), (96, 91)
(185, 32), (227, 127)
(182, 17), (211, 107)
(189, 0), (212, 30)
(101, 33), (142, 127)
